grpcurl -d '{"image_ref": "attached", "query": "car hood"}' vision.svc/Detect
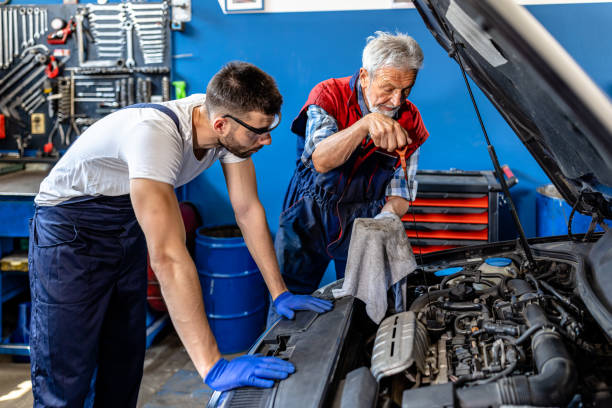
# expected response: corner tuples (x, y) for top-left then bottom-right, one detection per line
(413, 0), (612, 219)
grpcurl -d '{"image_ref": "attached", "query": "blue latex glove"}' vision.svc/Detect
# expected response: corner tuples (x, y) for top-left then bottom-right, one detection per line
(273, 291), (333, 319)
(204, 355), (295, 391)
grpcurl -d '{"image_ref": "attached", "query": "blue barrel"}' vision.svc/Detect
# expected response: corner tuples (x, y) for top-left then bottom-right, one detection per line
(536, 184), (611, 236)
(195, 225), (267, 354)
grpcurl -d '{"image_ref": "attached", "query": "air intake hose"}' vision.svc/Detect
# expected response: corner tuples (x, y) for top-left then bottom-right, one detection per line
(455, 303), (577, 407)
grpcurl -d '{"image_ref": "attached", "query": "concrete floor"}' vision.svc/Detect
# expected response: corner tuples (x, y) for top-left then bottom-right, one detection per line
(0, 328), (217, 407)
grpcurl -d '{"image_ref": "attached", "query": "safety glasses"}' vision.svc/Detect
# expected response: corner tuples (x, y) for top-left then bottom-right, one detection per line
(222, 112), (281, 135)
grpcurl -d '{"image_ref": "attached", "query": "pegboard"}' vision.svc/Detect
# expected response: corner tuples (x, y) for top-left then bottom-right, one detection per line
(0, 1), (172, 159)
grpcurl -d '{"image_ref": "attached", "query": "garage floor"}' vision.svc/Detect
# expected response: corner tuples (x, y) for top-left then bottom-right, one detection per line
(0, 328), (221, 407)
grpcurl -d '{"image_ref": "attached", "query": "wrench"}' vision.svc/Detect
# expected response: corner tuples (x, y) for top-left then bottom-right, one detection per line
(91, 31), (124, 37)
(88, 14), (126, 22)
(3, 9), (9, 69)
(27, 96), (46, 114)
(89, 22), (125, 30)
(95, 38), (125, 45)
(129, 10), (167, 18)
(139, 35), (164, 41)
(76, 92), (116, 98)
(124, 22), (135, 68)
(8, 8), (13, 66)
(97, 46), (123, 52)
(1, 64), (47, 112)
(34, 8), (40, 40)
(0, 53), (37, 95)
(43, 9), (48, 34)
(22, 90), (41, 108)
(97, 53), (122, 59)
(13, 9), (19, 58)
(23, 93), (43, 111)
(128, 3), (168, 10)
(27, 8), (34, 46)
(0, 10), (4, 70)
(0, 49), (34, 88)
(133, 23), (164, 31)
(140, 40), (164, 46)
(20, 9), (27, 50)
(132, 17), (166, 24)
(136, 31), (165, 38)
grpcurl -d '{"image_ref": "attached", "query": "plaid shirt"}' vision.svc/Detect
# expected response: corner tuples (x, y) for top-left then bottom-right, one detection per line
(301, 84), (420, 201)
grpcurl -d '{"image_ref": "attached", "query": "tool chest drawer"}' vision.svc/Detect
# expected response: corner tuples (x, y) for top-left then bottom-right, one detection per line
(403, 170), (506, 255)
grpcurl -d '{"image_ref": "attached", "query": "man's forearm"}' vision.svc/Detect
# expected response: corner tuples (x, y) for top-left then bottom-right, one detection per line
(311, 120), (368, 173)
(382, 196), (411, 217)
(153, 253), (221, 378)
(235, 202), (288, 300)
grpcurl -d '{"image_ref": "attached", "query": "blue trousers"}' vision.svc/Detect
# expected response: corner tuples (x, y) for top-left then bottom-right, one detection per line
(28, 196), (147, 408)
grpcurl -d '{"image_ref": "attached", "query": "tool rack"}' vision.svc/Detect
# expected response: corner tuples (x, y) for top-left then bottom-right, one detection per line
(0, 1), (178, 355)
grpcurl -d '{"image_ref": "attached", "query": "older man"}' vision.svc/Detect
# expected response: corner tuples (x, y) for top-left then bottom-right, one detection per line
(272, 32), (429, 301)
(29, 62), (332, 407)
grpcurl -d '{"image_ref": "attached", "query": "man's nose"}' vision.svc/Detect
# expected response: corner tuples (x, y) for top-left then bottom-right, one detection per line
(390, 90), (403, 107)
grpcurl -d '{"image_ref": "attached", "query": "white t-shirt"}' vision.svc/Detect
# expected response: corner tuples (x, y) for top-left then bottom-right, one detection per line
(35, 94), (244, 206)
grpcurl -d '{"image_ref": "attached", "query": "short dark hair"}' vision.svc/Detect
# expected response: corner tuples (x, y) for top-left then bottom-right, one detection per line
(205, 61), (283, 117)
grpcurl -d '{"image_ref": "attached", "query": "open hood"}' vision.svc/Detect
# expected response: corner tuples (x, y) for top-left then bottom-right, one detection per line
(413, 0), (612, 219)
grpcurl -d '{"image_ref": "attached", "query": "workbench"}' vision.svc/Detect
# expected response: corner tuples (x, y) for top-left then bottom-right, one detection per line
(0, 164), (45, 356)
(0, 164), (169, 355)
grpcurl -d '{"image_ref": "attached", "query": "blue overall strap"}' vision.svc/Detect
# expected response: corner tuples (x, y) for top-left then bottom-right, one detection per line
(123, 103), (180, 133)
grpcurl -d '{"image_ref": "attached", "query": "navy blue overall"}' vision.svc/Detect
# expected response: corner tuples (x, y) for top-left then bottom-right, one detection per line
(274, 135), (399, 296)
(29, 104), (180, 408)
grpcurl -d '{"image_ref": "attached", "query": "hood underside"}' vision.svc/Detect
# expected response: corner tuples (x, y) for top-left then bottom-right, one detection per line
(413, 0), (612, 219)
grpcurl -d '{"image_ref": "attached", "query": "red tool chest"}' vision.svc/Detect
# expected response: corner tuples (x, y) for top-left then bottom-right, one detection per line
(403, 170), (507, 255)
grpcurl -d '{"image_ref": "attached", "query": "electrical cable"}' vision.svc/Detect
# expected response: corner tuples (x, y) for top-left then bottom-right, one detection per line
(402, 151), (430, 313)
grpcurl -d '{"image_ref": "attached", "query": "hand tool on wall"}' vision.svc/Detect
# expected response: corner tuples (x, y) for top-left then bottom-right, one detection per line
(127, 2), (168, 65)
(45, 55), (59, 78)
(47, 18), (75, 45)
(75, 9), (119, 68)
(0, 10), (3, 69)
(127, 76), (134, 105)
(34, 8), (40, 41)
(27, 8), (34, 46)
(8, 7), (13, 67)
(3, 8), (9, 69)
(20, 8), (27, 50)
(0, 52), (35, 90)
(124, 22), (135, 68)
(13, 8), (19, 59)
(162, 76), (170, 101)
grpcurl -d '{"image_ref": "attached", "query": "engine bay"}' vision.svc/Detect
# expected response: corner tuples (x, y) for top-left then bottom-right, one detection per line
(369, 255), (612, 408)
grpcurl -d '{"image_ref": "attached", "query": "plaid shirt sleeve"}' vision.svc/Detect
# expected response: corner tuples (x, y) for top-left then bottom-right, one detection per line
(385, 147), (420, 202)
(301, 105), (339, 168)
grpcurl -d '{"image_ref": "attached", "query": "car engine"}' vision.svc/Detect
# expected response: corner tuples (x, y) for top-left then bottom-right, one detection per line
(370, 257), (612, 408)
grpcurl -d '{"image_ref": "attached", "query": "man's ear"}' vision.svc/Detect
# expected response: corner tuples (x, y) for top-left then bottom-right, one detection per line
(359, 68), (370, 90)
(212, 116), (228, 135)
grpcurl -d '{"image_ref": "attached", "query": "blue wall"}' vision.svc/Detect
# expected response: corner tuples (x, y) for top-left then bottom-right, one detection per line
(10, 1), (612, 237)
(176, 2), (612, 238)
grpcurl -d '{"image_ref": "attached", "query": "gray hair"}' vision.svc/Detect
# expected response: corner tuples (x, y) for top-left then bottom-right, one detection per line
(362, 31), (424, 77)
